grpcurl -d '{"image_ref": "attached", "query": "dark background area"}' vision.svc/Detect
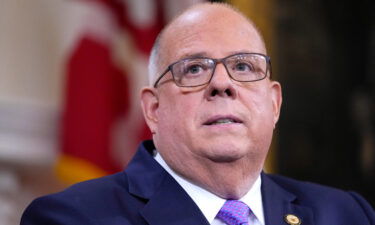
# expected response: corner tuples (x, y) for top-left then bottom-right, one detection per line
(274, 0), (375, 206)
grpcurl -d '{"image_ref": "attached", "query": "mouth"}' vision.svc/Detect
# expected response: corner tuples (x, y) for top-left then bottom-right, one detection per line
(203, 115), (243, 126)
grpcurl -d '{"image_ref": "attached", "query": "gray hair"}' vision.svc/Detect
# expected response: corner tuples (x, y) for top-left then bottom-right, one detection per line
(148, 31), (163, 87)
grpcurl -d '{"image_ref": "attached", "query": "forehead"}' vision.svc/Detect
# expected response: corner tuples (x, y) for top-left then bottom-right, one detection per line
(160, 5), (266, 64)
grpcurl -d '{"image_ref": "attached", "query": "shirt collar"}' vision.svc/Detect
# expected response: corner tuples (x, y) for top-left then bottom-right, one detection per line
(154, 152), (264, 224)
(239, 175), (264, 225)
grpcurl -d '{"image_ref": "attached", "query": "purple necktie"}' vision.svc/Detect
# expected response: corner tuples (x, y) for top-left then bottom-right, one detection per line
(217, 200), (250, 225)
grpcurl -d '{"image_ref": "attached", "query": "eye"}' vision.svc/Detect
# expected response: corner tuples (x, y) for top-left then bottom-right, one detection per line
(183, 61), (210, 78)
(233, 62), (254, 72)
(186, 64), (203, 74)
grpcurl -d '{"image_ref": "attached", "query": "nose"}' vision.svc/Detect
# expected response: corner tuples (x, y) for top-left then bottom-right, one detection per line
(205, 63), (237, 100)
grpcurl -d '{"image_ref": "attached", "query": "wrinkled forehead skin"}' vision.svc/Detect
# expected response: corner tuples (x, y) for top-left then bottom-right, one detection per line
(158, 3), (267, 70)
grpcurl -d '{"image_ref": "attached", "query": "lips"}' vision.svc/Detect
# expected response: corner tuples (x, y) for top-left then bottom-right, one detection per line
(203, 115), (243, 125)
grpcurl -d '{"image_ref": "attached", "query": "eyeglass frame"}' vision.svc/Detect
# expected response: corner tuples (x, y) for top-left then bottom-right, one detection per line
(153, 52), (272, 88)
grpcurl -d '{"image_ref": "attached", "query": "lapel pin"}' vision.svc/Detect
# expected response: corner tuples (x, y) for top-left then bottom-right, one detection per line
(284, 214), (301, 225)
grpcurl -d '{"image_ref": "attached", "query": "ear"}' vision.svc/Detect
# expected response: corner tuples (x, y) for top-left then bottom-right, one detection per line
(140, 87), (159, 134)
(269, 81), (282, 126)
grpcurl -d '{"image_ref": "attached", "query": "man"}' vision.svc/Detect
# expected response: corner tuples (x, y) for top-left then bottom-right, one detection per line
(21, 3), (374, 225)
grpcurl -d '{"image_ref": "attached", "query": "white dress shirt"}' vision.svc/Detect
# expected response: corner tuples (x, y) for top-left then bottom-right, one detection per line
(155, 152), (265, 225)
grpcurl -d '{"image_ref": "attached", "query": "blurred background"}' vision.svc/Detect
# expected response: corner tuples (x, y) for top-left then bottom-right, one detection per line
(0, 0), (374, 224)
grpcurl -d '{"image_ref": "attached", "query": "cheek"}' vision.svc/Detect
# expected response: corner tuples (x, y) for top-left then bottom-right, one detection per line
(243, 88), (275, 128)
(157, 94), (198, 135)
(242, 91), (275, 152)
(242, 88), (264, 112)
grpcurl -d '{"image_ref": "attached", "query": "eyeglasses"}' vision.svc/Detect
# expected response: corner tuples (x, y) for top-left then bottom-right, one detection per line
(153, 53), (271, 88)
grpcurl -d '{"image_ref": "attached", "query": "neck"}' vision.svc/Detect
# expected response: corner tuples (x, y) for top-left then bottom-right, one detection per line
(194, 160), (261, 199)
(163, 154), (263, 199)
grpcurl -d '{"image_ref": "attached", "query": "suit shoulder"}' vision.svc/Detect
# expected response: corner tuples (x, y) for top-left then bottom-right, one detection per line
(266, 173), (345, 194)
(265, 173), (375, 221)
(266, 173), (357, 201)
(58, 172), (127, 196)
(21, 172), (131, 225)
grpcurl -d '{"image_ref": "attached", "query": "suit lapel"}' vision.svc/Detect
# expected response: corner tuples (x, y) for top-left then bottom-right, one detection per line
(126, 141), (209, 225)
(140, 173), (210, 225)
(262, 173), (315, 225)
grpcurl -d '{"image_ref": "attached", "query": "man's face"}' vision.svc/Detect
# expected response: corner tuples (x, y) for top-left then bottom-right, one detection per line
(142, 6), (281, 182)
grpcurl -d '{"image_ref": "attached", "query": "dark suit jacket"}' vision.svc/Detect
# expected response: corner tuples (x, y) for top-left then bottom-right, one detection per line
(21, 140), (375, 225)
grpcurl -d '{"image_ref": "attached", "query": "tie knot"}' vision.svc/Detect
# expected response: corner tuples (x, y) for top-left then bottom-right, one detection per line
(217, 200), (250, 225)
